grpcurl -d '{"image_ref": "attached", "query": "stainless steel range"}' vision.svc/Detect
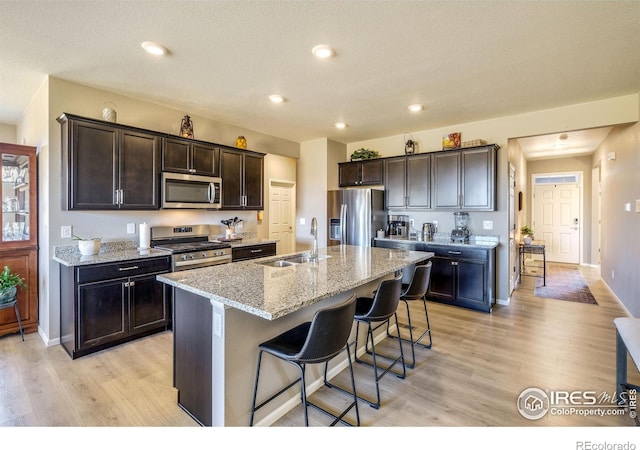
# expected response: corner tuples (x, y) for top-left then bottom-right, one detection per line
(151, 224), (231, 271)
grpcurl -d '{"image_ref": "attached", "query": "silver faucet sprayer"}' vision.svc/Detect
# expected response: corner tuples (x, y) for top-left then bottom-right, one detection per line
(310, 217), (318, 259)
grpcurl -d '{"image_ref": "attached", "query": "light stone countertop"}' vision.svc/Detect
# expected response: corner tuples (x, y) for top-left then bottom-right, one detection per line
(375, 236), (500, 249)
(157, 244), (433, 320)
(53, 241), (171, 267)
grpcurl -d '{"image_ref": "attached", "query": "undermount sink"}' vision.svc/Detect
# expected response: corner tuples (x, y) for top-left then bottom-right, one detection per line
(263, 260), (297, 267)
(257, 254), (330, 267)
(284, 254), (330, 264)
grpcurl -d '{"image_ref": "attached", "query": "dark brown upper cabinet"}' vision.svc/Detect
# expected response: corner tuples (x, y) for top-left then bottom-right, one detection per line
(338, 159), (383, 187)
(384, 154), (431, 209)
(432, 144), (498, 211)
(58, 113), (161, 210)
(162, 137), (220, 177)
(219, 148), (264, 210)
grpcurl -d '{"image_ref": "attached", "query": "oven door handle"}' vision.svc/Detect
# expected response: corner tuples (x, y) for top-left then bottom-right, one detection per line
(174, 255), (231, 269)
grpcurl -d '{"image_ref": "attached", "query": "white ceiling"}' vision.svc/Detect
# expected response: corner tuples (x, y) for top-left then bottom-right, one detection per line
(1, 1), (639, 156)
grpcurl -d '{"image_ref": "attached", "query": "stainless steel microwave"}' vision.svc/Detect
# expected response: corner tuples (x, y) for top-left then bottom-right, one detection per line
(161, 172), (222, 209)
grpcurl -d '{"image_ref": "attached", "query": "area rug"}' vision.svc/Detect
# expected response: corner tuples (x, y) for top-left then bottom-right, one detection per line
(533, 263), (598, 305)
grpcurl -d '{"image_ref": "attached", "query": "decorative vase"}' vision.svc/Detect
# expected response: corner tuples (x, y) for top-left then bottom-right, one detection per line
(102, 102), (117, 122)
(235, 136), (247, 149)
(524, 237), (533, 245)
(180, 115), (194, 138)
(78, 238), (102, 256)
(0, 286), (17, 304)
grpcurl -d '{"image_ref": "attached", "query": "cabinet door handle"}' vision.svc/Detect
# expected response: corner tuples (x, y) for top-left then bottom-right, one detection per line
(451, 261), (458, 266)
(123, 281), (136, 288)
(114, 190), (119, 205)
(118, 265), (139, 271)
(119, 189), (124, 205)
(448, 251), (462, 255)
(250, 249), (263, 253)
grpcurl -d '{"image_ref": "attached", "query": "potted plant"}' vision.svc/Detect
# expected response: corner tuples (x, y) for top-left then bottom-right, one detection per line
(350, 148), (379, 161)
(73, 234), (102, 256)
(520, 225), (534, 244)
(0, 265), (26, 304)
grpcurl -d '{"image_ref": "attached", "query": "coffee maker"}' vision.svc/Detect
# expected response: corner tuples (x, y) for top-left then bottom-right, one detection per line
(451, 212), (471, 243)
(387, 214), (409, 238)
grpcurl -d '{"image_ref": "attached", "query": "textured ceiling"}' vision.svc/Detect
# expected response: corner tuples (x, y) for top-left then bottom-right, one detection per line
(1, 1), (639, 152)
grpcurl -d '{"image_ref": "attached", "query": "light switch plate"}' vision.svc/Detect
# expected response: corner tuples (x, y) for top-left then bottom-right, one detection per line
(636, 199), (640, 213)
(483, 220), (493, 230)
(61, 225), (72, 239)
(299, 217), (306, 225)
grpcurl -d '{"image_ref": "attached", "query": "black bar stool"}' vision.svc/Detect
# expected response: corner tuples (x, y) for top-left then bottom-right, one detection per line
(327, 273), (405, 409)
(386, 261), (433, 368)
(250, 294), (360, 426)
(0, 296), (24, 341)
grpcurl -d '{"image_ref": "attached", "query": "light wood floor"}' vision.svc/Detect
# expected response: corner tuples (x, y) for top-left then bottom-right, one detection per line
(1, 264), (638, 428)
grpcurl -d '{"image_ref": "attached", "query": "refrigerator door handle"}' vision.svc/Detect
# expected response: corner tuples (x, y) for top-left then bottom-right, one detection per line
(340, 204), (347, 244)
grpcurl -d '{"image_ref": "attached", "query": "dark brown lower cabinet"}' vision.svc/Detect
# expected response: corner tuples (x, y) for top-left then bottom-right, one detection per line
(373, 239), (495, 313)
(60, 256), (171, 359)
(231, 242), (276, 262)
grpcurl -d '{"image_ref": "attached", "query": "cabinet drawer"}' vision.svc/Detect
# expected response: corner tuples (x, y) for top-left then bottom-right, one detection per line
(232, 243), (276, 262)
(76, 256), (171, 284)
(374, 239), (421, 251)
(422, 245), (488, 261)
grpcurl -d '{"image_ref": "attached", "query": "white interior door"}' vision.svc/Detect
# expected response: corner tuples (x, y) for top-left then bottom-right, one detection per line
(269, 182), (294, 254)
(533, 182), (580, 263)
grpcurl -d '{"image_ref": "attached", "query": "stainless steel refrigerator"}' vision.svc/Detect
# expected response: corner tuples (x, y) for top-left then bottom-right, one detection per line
(327, 189), (385, 247)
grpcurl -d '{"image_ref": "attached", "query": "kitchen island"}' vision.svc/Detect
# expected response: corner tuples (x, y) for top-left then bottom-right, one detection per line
(157, 244), (432, 426)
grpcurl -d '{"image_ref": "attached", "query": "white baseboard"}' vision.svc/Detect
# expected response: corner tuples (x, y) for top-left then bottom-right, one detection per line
(496, 297), (510, 306)
(37, 326), (60, 347)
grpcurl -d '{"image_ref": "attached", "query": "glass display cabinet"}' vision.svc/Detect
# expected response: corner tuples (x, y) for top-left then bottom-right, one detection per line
(1, 143), (38, 337)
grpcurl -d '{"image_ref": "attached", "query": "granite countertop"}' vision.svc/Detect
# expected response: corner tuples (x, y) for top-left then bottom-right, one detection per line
(157, 244), (432, 320)
(375, 236), (500, 249)
(53, 241), (171, 267)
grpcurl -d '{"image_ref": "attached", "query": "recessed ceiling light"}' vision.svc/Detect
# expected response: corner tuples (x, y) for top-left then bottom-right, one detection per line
(268, 94), (285, 103)
(312, 44), (335, 59)
(408, 104), (424, 112)
(334, 122), (347, 129)
(141, 41), (169, 56)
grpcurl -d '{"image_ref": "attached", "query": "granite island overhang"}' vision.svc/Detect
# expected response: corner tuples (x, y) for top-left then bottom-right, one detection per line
(157, 244), (433, 426)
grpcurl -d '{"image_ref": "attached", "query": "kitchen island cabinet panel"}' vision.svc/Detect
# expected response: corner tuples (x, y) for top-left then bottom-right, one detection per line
(173, 289), (212, 427)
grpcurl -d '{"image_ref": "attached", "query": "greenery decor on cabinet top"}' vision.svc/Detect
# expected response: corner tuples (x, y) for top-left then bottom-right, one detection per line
(350, 148), (379, 161)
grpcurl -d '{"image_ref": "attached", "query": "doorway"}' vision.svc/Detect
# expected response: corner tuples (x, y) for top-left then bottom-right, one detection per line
(268, 180), (295, 255)
(531, 172), (582, 264)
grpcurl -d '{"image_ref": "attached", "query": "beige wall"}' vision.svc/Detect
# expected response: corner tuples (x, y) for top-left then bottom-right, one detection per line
(527, 155), (594, 264)
(16, 77), (300, 344)
(348, 94), (639, 305)
(592, 121), (640, 316)
(0, 123), (17, 143)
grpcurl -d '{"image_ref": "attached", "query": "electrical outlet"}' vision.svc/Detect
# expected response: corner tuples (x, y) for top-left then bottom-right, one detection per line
(612, 270), (615, 280)
(300, 217), (306, 225)
(127, 223), (136, 234)
(432, 220), (438, 231)
(61, 225), (72, 239)
(483, 220), (493, 230)
(214, 312), (222, 337)
(409, 218), (415, 226)
(636, 199), (640, 213)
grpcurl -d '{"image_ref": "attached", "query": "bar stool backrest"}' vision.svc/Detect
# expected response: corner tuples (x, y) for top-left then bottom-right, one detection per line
(361, 274), (402, 322)
(296, 294), (357, 364)
(401, 261), (432, 300)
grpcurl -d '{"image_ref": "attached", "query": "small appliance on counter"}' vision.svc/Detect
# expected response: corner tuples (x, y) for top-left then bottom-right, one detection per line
(451, 212), (471, 243)
(387, 214), (409, 238)
(421, 223), (435, 241)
